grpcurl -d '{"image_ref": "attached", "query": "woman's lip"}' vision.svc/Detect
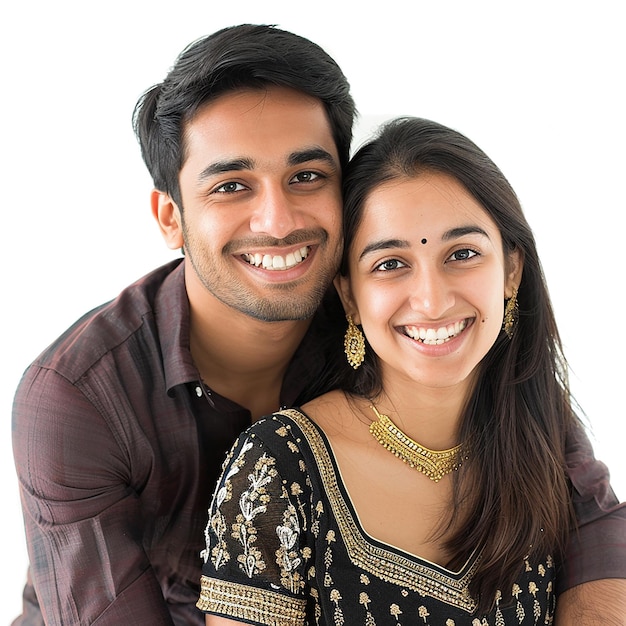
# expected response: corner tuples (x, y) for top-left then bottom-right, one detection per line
(401, 318), (473, 345)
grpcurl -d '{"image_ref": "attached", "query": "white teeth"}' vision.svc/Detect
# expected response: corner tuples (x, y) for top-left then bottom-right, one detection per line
(405, 319), (467, 345)
(242, 246), (309, 270)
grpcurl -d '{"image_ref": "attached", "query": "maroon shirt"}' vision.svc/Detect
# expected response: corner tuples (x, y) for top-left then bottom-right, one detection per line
(11, 260), (626, 625)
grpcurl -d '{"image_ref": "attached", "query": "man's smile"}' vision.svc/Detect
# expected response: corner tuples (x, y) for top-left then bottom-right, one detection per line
(241, 245), (310, 271)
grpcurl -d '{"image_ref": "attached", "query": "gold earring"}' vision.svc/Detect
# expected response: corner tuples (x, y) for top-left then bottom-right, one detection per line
(503, 287), (519, 339)
(344, 315), (365, 369)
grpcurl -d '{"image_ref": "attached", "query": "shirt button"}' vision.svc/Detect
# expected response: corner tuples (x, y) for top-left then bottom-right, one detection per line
(195, 385), (203, 397)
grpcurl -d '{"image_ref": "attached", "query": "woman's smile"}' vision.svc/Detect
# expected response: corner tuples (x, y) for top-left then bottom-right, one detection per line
(401, 318), (471, 345)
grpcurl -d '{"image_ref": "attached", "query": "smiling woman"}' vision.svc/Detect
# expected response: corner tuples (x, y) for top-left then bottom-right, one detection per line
(339, 170), (522, 392)
(198, 117), (626, 625)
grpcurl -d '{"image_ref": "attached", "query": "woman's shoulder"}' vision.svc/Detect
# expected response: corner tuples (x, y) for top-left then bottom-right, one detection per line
(239, 408), (326, 468)
(248, 408), (315, 442)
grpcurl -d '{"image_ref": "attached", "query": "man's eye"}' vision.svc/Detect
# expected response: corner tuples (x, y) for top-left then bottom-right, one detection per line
(290, 171), (321, 184)
(375, 259), (406, 272)
(214, 181), (246, 194)
(449, 248), (478, 262)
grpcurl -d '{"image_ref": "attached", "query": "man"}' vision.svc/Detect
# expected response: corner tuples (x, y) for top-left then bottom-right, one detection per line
(11, 24), (625, 625)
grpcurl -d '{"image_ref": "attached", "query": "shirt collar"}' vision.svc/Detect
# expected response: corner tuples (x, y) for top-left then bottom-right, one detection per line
(153, 259), (200, 395)
(155, 259), (341, 404)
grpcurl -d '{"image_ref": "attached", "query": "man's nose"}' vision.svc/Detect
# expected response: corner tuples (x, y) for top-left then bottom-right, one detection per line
(249, 185), (300, 239)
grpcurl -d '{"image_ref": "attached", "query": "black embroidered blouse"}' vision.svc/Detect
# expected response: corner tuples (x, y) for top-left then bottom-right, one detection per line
(198, 409), (556, 625)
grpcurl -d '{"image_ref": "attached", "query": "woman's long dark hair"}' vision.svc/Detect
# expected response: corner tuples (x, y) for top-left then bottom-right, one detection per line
(337, 117), (578, 613)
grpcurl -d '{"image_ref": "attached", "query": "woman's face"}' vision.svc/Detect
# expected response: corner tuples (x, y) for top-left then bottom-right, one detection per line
(338, 171), (522, 395)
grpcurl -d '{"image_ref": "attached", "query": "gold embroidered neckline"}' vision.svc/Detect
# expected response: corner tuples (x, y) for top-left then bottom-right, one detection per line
(368, 405), (464, 482)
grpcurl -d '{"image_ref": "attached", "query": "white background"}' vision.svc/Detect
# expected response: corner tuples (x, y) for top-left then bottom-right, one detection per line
(2, 1), (624, 622)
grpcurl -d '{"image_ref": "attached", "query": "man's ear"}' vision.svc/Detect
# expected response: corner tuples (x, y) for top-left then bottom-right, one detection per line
(505, 247), (524, 298)
(151, 189), (184, 250)
(333, 274), (361, 325)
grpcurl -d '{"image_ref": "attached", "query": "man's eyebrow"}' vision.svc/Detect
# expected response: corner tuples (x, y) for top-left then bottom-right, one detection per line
(197, 147), (337, 183)
(288, 147), (338, 168)
(198, 158), (254, 181)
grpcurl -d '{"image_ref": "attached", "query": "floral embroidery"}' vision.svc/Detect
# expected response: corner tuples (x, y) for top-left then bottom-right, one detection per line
(202, 438), (253, 568)
(512, 583), (525, 622)
(232, 450), (277, 578)
(276, 498), (304, 593)
(360, 591), (376, 625)
(494, 589), (505, 626)
(330, 589), (344, 625)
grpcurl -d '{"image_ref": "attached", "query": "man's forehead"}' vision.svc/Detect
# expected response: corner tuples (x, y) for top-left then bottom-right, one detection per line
(182, 88), (339, 175)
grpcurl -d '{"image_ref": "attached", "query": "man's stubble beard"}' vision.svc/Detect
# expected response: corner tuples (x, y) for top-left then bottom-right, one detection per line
(182, 223), (342, 322)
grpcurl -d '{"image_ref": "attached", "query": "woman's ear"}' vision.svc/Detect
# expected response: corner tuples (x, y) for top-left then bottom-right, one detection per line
(333, 274), (361, 325)
(505, 247), (524, 297)
(151, 189), (184, 250)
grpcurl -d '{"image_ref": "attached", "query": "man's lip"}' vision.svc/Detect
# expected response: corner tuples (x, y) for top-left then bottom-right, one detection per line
(240, 245), (312, 271)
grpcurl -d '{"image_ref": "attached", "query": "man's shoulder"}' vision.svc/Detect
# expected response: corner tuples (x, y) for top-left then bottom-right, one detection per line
(29, 259), (184, 383)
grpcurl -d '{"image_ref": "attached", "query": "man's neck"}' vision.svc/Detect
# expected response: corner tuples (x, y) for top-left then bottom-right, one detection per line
(188, 289), (312, 421)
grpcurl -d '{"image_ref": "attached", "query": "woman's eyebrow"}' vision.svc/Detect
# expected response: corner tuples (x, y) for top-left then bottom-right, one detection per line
(358, 239), (409, 261)
(442, 225), (489, 241)
(357, 226), (490, 261)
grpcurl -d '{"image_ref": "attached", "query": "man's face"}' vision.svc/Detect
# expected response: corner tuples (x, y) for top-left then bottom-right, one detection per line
(175, 86), (343, 322)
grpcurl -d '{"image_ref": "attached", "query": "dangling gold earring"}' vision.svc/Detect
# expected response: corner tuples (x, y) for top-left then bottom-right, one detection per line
(344, 315), (365, 369)
(503, 287), (519, 339)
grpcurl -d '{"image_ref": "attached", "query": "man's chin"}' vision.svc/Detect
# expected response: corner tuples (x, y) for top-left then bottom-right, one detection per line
(235, 291), (326, 323)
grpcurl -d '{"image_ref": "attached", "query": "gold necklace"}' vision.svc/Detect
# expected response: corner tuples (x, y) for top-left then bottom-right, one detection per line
(369, 405), (464, 482)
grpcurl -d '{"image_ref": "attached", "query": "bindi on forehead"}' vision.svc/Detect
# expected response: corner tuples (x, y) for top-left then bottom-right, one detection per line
(421, 238), (428, 244)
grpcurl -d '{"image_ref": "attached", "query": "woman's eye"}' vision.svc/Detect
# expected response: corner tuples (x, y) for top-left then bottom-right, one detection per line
(214, 181), (246, 194)
(448, 248), (478, 262)
(375, 259), (406, 272)
(290, 171), (321, 184)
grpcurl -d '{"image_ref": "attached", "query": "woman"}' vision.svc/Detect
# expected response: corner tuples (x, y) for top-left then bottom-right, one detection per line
(196, 118), (597, 624)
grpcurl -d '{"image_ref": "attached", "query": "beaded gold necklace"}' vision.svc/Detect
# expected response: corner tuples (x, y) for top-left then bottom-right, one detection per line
(369, 405), (464, 482)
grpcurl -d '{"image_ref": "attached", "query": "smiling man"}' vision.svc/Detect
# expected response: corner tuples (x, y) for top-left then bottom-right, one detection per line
(11, 23), (626, 626)
(11, 25), (353, 625)
(153, 86), (344, 420)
